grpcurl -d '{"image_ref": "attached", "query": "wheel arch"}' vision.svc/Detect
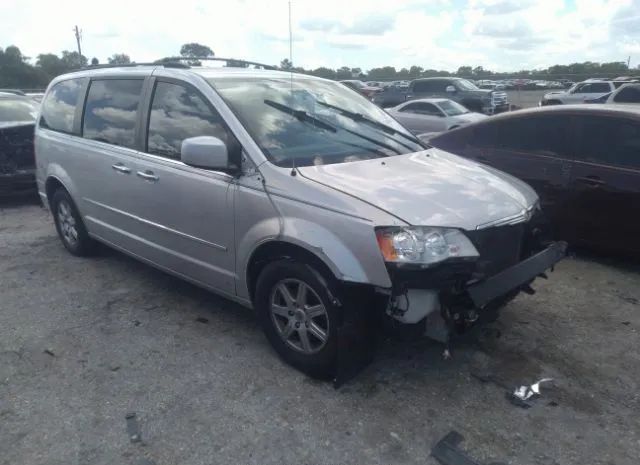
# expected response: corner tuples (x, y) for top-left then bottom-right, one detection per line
(246, 240), (340, 304)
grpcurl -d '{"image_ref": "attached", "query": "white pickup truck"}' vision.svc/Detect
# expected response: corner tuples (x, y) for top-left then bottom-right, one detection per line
(540, 80), (637, 105)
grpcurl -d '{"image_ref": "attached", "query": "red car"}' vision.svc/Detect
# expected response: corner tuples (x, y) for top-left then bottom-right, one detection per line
(339, 80), (382, 99)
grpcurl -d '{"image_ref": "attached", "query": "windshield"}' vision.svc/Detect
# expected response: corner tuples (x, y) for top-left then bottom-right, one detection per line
(0, 98), (38, 122)
(455, 79), (479, 91)
(437, 100), (469, 116)
(208, 75), (422, 167)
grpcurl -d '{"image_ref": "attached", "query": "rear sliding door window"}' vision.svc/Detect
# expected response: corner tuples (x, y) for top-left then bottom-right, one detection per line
(146, 81), (230, 160)
(82, 79), (144, 149)
(40, 78), (84, 134)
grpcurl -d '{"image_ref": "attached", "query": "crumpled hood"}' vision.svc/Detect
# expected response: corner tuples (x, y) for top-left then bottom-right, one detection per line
(297, 148), (538, 230)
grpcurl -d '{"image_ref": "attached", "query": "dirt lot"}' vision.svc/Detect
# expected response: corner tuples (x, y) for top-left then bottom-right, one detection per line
(1, 198), (639, 465)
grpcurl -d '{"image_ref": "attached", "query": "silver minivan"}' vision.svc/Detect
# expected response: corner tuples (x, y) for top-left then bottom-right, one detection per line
(35, 63), (565, 380)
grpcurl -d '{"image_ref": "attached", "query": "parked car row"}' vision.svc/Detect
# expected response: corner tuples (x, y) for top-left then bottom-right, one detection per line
(369, 77), (510, 115)
(540, 80), (638, 105)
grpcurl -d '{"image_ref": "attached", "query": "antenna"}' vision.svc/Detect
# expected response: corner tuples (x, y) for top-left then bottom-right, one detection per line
(288, 1), (297, 176)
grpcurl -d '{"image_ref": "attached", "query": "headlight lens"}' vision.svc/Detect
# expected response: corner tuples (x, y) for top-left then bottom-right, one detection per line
(376, 227), (479, 266)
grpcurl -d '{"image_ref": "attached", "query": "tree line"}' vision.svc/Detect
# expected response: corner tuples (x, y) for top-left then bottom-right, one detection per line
(0, 41), (634, 90)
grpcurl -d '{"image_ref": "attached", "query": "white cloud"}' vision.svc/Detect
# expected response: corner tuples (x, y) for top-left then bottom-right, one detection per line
(0, 0), (637, 71)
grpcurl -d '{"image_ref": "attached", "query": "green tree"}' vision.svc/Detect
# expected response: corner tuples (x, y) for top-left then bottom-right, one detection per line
(60, 50), (88, 69)
(0, 46), (48, 88)
(107, 53), (131, 65)
(409, 65), (423, 77)
(90, 57), (99, 65)
(36, 53), (67, 76)
(456, 65), (472, 76)
(335, 66), (352, 80)
(367, 66), (397, 79)
(180, 43), (214, 65)
(280, 58), (292, 70)
(309, 67), (337, 79)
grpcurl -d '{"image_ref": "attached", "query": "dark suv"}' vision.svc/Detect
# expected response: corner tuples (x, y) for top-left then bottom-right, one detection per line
(407, 77), (509, 115)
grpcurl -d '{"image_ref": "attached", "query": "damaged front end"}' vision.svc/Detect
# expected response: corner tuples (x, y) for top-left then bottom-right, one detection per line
(0, 122), (36, 196)
(333, 211), (565, 386)
(382, 211), (566, 343)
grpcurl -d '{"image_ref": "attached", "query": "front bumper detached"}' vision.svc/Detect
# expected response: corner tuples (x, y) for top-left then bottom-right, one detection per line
(468, 241), (566, 307)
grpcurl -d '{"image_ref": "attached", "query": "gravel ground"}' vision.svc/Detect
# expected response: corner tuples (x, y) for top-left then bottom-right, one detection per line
(1, 198), (639, 465)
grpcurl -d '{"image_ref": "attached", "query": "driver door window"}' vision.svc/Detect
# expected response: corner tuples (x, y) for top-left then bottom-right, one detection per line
(401, 102), (443, 116)
(147, 81), (231, 160)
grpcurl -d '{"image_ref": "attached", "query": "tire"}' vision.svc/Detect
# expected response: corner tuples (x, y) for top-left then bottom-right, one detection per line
(255, 260), (340, 378)
(51, 188), (95, 256)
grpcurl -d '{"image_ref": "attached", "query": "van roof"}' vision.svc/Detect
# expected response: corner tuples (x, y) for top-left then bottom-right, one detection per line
(51, 64), (321, 83)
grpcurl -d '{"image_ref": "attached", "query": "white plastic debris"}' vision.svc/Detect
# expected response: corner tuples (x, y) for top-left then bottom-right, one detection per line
(513, 378), (553, 401)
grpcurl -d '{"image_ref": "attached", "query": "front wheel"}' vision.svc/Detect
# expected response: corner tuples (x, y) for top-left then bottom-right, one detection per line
(255, 260), (340, 378)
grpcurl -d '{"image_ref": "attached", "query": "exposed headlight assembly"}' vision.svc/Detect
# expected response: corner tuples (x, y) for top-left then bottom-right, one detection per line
(375, 227), (479, 266)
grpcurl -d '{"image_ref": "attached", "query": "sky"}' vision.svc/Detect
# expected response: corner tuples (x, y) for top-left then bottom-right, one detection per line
(1, 0), (639, 71)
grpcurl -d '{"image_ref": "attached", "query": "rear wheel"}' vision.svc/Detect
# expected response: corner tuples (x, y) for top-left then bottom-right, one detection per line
(51, 189), (95, 256)
(255, 260), (340, 377)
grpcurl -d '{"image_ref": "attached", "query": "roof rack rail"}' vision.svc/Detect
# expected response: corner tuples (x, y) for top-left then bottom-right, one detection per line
(157, 56), (278, 70)
(80, 62), (189, 70)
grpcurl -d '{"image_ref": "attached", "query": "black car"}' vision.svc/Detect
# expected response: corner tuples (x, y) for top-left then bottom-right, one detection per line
(430, 105), (640, 255)
(0, 93), (38, 196)
(371, 84), (409, 108)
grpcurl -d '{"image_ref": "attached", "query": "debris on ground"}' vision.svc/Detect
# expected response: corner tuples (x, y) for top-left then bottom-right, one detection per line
(125, 412), (142, 444)
(195, 317), (209, 324)
(43, 349), (55, 357)
(507, 378), (553, 408)
(432, 430), (506, 465)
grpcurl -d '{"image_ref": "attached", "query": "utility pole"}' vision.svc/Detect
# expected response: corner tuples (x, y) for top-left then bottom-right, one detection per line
(627, 56), (631, 70)
(73, 25), (82, 56)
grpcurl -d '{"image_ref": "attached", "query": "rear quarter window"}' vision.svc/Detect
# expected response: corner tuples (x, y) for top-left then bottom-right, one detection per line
(39, 78), (84, 134)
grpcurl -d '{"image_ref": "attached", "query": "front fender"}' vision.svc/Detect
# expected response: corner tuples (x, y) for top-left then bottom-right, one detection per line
(236, 215), (392, 300)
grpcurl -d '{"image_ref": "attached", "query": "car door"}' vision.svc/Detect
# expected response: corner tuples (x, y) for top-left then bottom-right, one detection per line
(611, 85), (640, 107)
(391, 102), (447, 134)
(74, 77), (148, 246)
(126, 77), (239, 294)
(568, 113), (640, 253)
(571, 82), (613, 103)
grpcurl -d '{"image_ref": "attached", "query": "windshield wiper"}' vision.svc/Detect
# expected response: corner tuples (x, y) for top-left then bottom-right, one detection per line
(316, 100), (425, 149)
(264, 99), (336, 132)
(264, 99), (400, 155)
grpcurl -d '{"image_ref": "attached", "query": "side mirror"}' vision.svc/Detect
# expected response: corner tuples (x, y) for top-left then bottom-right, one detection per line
(445, 85), (456, 93)
(181, 136), (233, 172)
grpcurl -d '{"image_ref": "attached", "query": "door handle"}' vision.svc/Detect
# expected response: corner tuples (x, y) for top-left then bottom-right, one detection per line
(137, 170), (159, 182)
(111, 163), (131, 174)
(576, 176), (605, 187)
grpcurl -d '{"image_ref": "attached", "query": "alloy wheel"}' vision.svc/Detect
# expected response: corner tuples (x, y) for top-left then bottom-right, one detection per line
(269, 278), (330, 354)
